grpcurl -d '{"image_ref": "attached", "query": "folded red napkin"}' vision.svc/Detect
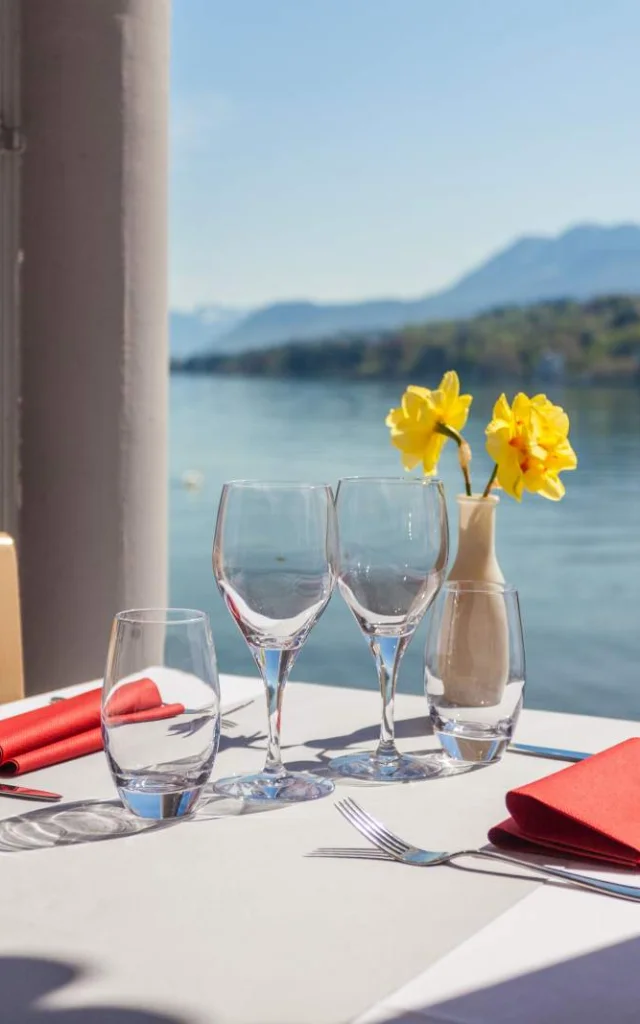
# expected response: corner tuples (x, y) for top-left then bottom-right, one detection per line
(0, 679), (184, 777)
(489, 738), (640, 867)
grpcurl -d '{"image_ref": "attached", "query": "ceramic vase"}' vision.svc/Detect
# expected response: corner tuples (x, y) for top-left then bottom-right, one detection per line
(441, 494), (509, 708)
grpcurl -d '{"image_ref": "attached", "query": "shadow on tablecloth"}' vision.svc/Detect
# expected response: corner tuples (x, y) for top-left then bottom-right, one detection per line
(367, 936), (640, 1024)
(284, 714), (453, 783)
(0, 790), (289, 853)
(0, 956), (188, 1022)
(301, 714), (434, 754)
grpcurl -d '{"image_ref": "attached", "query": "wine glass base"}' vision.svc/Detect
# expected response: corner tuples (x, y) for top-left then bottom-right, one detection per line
(413, 751), (481, 777)
(329, 751), (441, 782)
(213, 770), (334, 802)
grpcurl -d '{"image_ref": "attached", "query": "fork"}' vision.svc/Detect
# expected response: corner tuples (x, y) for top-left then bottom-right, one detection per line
(49, 696), (251, 730)
(335, 797), (640, 903)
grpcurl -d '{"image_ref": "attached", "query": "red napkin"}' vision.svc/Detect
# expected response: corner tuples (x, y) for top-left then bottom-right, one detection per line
(489, 738), (640, 867)
(0, 679), (184, 777)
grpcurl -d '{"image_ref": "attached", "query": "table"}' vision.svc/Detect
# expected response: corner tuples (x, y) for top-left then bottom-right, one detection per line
(0, 676), (637, 1024)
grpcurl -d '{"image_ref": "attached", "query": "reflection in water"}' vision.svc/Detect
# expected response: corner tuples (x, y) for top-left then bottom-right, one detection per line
(170, 379), (640, 719)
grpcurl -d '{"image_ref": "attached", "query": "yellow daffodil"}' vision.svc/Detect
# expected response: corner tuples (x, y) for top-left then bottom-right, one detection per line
(485, 393), (577, 501)
(386, 371), (473, 476)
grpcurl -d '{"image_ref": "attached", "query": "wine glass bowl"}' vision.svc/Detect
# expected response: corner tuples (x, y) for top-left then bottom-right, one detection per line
(339, 566), (444, 637)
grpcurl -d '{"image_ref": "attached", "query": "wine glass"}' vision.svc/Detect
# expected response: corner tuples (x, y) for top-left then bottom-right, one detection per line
(103, 608), (220, 819)
(425, 581), (525, 765)
(212, 481), (338, 801)
(330, 477), (449, 782)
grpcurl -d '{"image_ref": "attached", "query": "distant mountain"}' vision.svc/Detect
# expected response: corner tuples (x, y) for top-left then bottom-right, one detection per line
(169, 306), (246, 358)
(425, 224), (640, 318)
(189, 223), (640, 355)
(174, 295), (640, 385)
(207, 298), (419, 353)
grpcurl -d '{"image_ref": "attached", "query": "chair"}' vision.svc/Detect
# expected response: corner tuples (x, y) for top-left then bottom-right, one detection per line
(0, 533), (24, 703)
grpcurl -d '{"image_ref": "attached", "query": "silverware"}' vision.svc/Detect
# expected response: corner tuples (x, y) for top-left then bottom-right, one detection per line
(0, 782), (62, 802)
(222, 699), (255, 716)
(510, 742), (591, 762)
(220, 698), (256, 730)
(310, 846), (391, 861)
(49, 695), (255, 731)
(335, 797), (640, 903)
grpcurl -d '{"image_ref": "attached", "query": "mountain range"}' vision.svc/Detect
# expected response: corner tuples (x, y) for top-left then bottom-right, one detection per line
(170, 224), (640, 357)
(169, 305), (246, 359)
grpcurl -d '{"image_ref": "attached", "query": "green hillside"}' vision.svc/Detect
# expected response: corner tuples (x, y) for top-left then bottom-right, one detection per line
(171, 296), (640, 384)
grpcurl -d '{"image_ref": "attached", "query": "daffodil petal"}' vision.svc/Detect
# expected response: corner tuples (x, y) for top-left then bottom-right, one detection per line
(485, 425), (511, 464)
(535, 473), (566, 501)
(385, 407), (403, 429)
(449, 394), (473, 431)
(406, 385), (434, 401)
(492, 393), (512, 424)
(422, 433), (446, 474)
(438, 371), (460, 405)
(549, 439), (578, 470)
(511, 393), (531, 423)
(402, 389), (427, 419)
(400, 450), (424, 472)
(496, 448), (524, 501)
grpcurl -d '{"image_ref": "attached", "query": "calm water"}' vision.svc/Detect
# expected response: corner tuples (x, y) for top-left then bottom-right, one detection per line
(170, 376), (640, 720)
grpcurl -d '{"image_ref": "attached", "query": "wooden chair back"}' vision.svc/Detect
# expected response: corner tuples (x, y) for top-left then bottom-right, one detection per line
(0, 533), (25, 703)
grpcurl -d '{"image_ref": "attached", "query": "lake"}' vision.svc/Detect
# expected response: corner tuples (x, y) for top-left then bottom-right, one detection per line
(169, 375), (640, 720)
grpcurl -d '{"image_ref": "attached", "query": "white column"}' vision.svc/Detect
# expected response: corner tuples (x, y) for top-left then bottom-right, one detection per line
(20, 0), (170, 693)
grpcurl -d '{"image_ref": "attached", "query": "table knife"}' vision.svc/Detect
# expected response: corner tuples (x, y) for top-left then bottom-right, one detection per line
(0, 782), (62, 802)
(509, 742), (591, 763)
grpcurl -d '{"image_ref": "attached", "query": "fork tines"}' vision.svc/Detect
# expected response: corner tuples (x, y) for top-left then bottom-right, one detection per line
(335, 797), (410, 859)
(308, 847), (391, 860)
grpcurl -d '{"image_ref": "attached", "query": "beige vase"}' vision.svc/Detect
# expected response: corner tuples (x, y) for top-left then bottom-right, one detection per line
(440, 494), (509, 710)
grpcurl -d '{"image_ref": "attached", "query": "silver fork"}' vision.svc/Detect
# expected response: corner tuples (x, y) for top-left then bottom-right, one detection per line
(335, 797), (640, 903)
(49, 697), (251, 730)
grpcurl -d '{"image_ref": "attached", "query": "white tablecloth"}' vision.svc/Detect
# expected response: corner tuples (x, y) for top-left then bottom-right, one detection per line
(0, 676), (637, 1024)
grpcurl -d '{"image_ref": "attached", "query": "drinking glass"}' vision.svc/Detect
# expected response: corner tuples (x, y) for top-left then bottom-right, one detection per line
(103, 608), (220, 819)
(425, 581), (525, 765)
(330, 477), (449, 782)
(212, 481), (338, 801)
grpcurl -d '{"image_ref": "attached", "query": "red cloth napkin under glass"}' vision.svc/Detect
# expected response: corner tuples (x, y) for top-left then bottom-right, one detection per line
(0, 679), (184, 776)
(489, 738), (640, 868)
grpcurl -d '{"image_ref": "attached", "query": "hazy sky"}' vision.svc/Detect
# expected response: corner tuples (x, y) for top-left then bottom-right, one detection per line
(170, 0), (640, 310)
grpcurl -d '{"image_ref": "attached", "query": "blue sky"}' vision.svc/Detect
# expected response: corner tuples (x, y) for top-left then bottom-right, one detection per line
(170, 0), (640, 310)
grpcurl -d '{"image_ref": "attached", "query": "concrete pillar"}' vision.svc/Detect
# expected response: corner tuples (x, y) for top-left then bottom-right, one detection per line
(20, 0), (170, 693)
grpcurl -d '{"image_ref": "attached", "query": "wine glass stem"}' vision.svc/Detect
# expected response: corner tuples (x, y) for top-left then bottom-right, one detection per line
(252, 647), (296, 776)
(371, 634), (409, 759)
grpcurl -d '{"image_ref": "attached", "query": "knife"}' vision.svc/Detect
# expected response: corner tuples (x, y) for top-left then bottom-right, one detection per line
(0, 782), (62, 802)
(509, 742), (591, 763)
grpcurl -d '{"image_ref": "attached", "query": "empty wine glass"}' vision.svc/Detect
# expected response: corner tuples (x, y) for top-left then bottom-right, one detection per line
(330, 477), (449, 782)
(103, 609), (220, 819)
(425, 581), (525, 765)
(212, 481), (338, 801)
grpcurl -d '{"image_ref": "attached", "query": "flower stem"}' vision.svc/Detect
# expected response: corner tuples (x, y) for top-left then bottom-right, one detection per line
(482, 464), (499, 498)
(436, 423), (472, 496)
